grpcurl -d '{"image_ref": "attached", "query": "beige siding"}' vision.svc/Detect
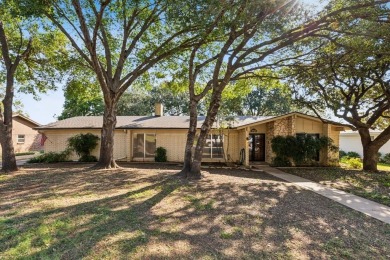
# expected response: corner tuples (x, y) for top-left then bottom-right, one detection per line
(224, 130), (240, 163)
(40, 114), (342, 166)
(296, 117), (323, 133)
(248, 124), (266, 133)
(156, 131), (187, 162)
(11, 118), (41, 153)
(43, 129), (101, 161)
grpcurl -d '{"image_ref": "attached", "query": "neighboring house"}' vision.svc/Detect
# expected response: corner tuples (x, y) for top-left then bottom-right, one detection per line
(36, 104), (345, 166)
(340, 130), (390, 157)
(0, 114), (42, 156)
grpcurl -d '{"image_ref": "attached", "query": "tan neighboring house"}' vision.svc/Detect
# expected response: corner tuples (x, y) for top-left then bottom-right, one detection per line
(36, 105), (344, 166)
(0, 114), (42, 156)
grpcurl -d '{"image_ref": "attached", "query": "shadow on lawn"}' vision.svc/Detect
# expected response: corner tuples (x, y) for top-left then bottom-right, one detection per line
(1, 164), (390, 259)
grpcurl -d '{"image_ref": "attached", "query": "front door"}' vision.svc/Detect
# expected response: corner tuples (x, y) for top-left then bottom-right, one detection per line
(249, 134), (265, 161)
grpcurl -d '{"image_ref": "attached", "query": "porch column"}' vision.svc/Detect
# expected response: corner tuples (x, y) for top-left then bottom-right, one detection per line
(126, 130), (132, 162)
(244, 127), (249, 166)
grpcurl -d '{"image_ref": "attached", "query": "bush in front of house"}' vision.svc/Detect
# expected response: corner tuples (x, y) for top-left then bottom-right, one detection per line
(272, 156), (291, 167)
(67, 133), (99, 162)
(346, 151), (361, 158)
(27, 149), (71, 163)
(381, 153), (390, 164)
(340, 156), (362, 169)
(155, 147), (167, 162)
(271, 135), (336, 167)
(339, 150), (347, 159)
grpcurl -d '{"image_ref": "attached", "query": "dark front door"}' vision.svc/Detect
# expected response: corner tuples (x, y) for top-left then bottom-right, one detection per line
(249, 134), (265, 161)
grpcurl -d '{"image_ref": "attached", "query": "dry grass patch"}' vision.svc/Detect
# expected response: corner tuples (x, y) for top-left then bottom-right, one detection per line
(282, 166), (390, 207)
(0, 163), (390, 259)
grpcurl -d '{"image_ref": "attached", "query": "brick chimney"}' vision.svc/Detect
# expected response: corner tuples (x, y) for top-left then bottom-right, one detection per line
(155, 103), (163, 117)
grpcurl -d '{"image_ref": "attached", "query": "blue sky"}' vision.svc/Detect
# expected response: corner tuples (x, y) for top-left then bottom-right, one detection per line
(18, 89), (65, 125)
(18, 0), (326, 125)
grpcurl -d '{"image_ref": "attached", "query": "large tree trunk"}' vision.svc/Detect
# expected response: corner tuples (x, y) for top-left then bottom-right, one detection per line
(189, 92), (222, 178)
(362, 145), (379, 171)
(95, 99), (119, 169)
(180, 100), (198, 177)
(1, 75), (18, 173)
(358, 128), (378, 171)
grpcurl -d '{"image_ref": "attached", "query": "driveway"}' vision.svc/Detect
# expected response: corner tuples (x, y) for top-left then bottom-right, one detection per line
(0, 154), (36, 167)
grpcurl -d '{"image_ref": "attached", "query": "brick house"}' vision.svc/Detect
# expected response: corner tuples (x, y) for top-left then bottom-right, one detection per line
(0, 114), (42, 156)
(36, 105), (344, 166)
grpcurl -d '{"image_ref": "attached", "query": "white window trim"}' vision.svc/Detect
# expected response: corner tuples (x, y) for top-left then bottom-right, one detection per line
(204, 134), (224, 159)
(17, 134), (25, 144)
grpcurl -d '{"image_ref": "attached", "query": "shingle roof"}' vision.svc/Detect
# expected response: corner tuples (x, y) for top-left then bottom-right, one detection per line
(35, 115), (275, 130)
(13, 114), (41, 127)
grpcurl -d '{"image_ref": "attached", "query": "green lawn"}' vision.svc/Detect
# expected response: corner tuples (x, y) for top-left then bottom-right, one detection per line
(378, 163), (390, 172)
(283, 165), (390, 207)
(1, 163), (390, 259)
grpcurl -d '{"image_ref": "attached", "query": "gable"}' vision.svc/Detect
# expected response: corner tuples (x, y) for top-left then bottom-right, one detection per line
(295, 116), (323, 133)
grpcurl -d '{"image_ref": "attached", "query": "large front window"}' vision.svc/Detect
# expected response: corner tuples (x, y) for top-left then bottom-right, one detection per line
(133, 133), (156, 159)
(202, 134), (224, 159)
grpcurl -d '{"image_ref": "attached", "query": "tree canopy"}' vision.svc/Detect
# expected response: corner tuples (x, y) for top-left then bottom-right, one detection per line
(0, 0), (67, 172)
(287, 1), (390, 171)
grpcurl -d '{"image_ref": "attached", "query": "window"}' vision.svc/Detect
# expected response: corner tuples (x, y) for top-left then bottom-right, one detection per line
(133, 133), (156, 159)
(202, 134), (224, 159)
(17, 135), (25, 144)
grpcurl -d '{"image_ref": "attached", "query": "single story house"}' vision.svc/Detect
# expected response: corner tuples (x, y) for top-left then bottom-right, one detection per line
(36, 104), (344, 166)
(340, 130), (390, 157)
(0, 114), (42, 156)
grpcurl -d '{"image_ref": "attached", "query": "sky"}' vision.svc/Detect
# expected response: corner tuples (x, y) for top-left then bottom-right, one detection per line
(17, 0), (326, 125)
(18, 89), (65, 125)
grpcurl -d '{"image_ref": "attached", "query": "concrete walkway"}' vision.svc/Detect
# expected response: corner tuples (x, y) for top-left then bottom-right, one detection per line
(254, 166), (390, 225)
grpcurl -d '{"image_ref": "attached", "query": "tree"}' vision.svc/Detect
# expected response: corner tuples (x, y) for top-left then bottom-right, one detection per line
(287, 3), (390, 171)
(58, 83), (190, 119)
(58, 74), (104, 120)
(0, 2), (66, 172)
(21, 0), (210, 168)
(180, 0), (387, 178)
(219, 71), (293, 116)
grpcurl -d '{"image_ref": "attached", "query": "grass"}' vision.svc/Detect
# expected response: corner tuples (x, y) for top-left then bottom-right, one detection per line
(15, 152), (36, 156)
(1, 163), (390, 259)
(378, 163), (390, 172)
(283, 165), (390, 207)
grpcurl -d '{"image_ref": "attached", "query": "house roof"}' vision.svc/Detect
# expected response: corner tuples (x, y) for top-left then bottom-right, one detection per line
(35, 112), (345, 131)
(13, 114), (41, 127)
(35, 115), (275, 130)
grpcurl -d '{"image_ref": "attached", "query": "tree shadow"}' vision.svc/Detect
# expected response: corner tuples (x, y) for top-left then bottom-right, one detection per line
(1, 164), (390, 259)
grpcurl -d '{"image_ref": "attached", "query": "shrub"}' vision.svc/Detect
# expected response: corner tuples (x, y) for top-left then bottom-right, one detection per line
(272, 156), (291, 167)
(28, 149), (71, 163)
(382, 153), (390, 164)
(271, 135), (335, 166)
(346, 151), (360, 158)
(341, 157), (362, 169)
(79, 155), (98, 162)
(67, 133), (99, 162)
(155, 147), (167, 162)
(348, 158), (362, 169)
(339, 150), (347, 159)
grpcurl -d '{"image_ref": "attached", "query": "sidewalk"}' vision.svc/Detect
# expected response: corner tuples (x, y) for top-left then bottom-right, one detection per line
(254, 166), (390, 225)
